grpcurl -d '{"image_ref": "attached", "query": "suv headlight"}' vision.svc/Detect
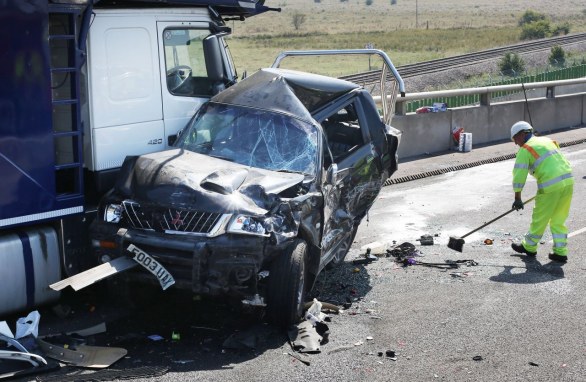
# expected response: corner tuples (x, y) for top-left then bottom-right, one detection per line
(227, 215), (269, 237)
(104, 204), (123, 223)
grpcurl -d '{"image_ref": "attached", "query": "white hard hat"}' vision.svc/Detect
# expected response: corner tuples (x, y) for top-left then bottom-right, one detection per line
(510, 121), (533, 139)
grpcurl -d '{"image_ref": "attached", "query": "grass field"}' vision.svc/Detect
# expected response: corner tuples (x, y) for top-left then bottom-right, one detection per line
(226, 0), (586, 77)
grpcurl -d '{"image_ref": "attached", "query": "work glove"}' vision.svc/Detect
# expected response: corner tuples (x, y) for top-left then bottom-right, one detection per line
(512, 199), (524, 211)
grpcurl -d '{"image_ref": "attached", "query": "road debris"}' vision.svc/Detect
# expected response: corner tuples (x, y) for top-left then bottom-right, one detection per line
(352, 250), (378, 265)
(360, 242), (388, 256)
(417, 235), (434, 245)
(287, 352), (310, 366)
(35, 366), (169, 382)
(1, 311), (128, 380)
(473, 355), (483, 361)
(288, 321), (326, 353)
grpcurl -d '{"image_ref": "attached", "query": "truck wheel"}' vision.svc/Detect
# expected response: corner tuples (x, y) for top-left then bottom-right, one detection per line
(266, 239), (308, 327)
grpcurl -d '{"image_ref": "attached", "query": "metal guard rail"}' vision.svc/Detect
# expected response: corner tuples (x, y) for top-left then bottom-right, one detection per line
(374, 77), (586, 115)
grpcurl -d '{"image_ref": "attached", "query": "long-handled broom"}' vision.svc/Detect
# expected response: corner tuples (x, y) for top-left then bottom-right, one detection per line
(447, 196), (536, 252)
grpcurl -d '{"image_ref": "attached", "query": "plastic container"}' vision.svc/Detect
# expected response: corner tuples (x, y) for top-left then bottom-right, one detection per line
(458, 132), (472, 152)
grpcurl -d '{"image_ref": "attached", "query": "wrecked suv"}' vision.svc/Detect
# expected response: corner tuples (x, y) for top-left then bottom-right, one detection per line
(91, 54), (403, 326)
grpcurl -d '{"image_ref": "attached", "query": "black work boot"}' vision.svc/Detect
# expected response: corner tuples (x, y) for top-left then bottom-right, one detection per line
(548, 253), (568, 263)
(511, 242), (536, 256)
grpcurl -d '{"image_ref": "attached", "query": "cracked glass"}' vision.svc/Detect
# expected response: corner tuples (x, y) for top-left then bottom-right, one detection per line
(176, 103), (319, 176)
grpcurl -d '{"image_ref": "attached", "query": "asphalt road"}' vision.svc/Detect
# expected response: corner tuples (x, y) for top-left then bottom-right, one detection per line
(10, 141), (586, 382)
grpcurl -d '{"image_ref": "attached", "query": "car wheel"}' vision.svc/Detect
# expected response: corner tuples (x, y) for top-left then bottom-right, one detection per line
(266, 239), (308, 327)
(327, 225), (358, 268)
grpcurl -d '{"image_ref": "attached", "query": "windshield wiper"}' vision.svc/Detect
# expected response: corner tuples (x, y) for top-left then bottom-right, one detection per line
(276, 169), (306, 175)
(209, 154), (236, 162)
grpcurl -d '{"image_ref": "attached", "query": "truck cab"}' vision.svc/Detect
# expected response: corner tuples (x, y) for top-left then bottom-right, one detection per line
(80, 7), (238, 195)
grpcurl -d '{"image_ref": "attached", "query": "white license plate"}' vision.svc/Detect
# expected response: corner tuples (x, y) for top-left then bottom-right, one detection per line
(127, 244), (175, 290)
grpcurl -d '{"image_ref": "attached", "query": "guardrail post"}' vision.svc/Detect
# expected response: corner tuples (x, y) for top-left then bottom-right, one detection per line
(546, 86), (555, 99)
(396, 100), (407, 116)
(480, 92), (491, 106)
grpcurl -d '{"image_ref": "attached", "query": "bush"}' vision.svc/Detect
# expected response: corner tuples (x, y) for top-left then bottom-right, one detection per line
(551, 22), (571, 36)
(549, 46), (566, 67)
(366, 0), (373, 5)
(520, 20), (550, 40)
(499, 52), (526, 77)
(291, 12), (306, 30)
(518, 10), (547, 26)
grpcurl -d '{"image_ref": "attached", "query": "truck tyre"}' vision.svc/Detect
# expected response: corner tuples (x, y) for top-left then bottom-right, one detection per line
(266, 239), (308, 327)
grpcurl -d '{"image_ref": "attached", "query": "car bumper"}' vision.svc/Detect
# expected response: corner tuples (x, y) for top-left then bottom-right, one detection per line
(91, 222), (291, 296)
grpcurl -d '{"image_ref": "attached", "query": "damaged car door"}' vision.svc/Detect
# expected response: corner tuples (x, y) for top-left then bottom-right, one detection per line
(318, 95), (385, 268)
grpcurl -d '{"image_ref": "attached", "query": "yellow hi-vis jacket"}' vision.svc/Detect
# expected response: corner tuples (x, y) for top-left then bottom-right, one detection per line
(513, 136), (573, 194)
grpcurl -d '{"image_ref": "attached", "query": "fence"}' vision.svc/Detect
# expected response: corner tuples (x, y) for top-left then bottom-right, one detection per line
(405, 64), (586, 113)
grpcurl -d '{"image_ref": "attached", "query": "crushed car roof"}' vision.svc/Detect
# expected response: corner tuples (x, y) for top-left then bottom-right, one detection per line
(211, 68), (360, 120)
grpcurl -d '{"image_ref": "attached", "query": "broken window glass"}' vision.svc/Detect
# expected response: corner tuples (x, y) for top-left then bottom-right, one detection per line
(176, 103), (319, 176)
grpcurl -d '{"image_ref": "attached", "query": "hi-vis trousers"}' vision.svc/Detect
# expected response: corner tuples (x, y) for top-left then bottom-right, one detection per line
(522, 183), (573, 256)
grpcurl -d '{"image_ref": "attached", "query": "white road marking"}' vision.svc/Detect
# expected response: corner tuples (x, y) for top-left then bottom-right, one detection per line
(548, 226), (586, 243)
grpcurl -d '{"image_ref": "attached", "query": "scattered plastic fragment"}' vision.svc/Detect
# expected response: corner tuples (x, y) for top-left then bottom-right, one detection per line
(473, 355), (483, 361)
(147, 335), (164, 342)
(327, 345), (354, 354)
(287, 352), (310, 366)
(15, 311), (41, 339)
(386, 350), (396, 358)
(529, 362), (539, 367)
(366, 336), (373, 341)
(417, 235), (434, 245)
(305, 299), (327, 325)
(171, 331), (180, 341)
(172, 360), (194, 365)
(352, 250), (378, 265)
(483, 239), (493, 245)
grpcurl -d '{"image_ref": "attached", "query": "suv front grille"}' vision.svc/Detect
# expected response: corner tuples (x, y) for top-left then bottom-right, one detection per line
(122, 200), (223, 234)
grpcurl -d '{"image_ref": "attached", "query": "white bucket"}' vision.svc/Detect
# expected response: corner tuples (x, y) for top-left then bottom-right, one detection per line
(0, 227), (61, 316)
(458, 132), (472, 152)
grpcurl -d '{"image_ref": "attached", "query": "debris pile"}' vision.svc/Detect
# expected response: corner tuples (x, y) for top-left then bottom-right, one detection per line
(0, 310), (161, 381)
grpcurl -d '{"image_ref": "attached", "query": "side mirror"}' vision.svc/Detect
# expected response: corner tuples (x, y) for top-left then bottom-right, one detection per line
(326, 163), (338, 184)
(203, 34), (225, 94)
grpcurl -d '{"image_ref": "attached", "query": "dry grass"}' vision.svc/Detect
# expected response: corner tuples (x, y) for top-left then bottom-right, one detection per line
(227, 0), (586, 76)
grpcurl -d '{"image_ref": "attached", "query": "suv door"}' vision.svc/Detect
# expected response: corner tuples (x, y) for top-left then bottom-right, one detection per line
(319, 98), (384, 266)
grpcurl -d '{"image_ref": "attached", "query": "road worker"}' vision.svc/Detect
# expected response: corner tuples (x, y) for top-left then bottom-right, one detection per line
(509, 121), (573, 263)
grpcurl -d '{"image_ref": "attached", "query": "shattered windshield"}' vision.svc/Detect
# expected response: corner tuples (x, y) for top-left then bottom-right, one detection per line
(176, 103), (319, 176)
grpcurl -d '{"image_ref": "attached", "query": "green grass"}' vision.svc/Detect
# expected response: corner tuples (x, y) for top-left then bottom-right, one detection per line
(226, 0), (586, 77)
(228, 27), (521, 77)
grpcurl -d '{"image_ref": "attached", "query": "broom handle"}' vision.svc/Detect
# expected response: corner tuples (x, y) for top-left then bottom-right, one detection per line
(461, 196), (536, 239)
